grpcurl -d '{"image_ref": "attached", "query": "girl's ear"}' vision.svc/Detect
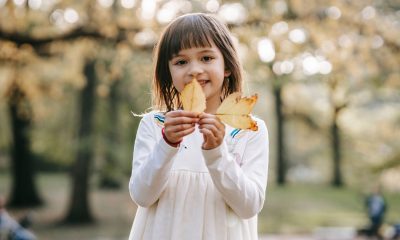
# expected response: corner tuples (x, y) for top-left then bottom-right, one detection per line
(224, 70), (231, 77)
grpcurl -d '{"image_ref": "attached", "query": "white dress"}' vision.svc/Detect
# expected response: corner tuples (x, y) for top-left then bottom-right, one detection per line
(129, 112), (269, 240)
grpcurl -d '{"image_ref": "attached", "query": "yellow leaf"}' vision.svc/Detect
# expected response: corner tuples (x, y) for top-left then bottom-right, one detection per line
(180, 78), (206, 113)
(216, 92), (258, 131)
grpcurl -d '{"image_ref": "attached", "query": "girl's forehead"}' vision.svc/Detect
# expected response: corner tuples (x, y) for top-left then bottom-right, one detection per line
(173, 42), (219, 56)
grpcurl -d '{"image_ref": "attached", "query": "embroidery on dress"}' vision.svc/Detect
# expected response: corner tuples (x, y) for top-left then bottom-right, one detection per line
(154, 113), (165, 128)
(227, 128), (246, 166)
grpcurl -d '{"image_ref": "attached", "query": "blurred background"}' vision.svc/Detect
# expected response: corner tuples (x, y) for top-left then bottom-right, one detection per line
(0, 0), (399, 239)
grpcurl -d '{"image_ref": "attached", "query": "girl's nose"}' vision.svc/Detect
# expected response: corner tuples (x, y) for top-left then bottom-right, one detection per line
(188, 62), (204, 77)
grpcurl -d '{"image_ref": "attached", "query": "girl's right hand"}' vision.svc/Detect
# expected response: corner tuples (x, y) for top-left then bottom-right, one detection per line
(163, 110), (199, 144)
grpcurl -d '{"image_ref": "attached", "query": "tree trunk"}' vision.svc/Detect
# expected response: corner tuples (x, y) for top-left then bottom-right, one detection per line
(7, 85), (43, 207)
(274, 85), (287, 185)
(331, 107), (343, 187)
(64, 60), (96, 223)
(99, 79), (121, 189)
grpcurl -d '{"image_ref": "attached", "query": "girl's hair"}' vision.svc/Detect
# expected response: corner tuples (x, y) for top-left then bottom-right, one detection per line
(152, 13), (243, 111)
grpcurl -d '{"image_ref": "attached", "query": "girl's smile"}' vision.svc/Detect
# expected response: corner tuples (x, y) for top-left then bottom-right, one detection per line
(197, 79), (210, 87)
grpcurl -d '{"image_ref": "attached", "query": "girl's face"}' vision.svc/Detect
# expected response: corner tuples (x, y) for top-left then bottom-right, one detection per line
(168, 40), (231, 113)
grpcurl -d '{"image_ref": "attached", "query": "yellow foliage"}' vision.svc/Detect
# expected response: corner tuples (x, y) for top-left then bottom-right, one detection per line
(180, 78), (206, 113)
(216, 93), (258, 131)
(180, 79), (258, 131)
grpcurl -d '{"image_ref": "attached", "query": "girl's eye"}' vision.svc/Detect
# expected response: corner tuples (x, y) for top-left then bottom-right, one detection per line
(202, 56), (214, 62)
(174, 60), (187, 65)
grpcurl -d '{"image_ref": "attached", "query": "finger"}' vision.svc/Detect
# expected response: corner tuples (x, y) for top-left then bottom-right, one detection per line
(166, 116), (199, 126)
(199, 116), (224, 128)
(200, 128), (217, 149)
(165, 117), (198, 128)
(198, 124), (219, 138)
(167, 110), (200, 118)
(165, 126), (196, 143)
(167, 123), (196, 133)
(198, 112), (214, 120)
(174, 126), (196, 138)
(199, 118), (225, 136)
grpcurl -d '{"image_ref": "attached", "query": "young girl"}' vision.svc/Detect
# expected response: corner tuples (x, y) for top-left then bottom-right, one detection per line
(129, 13), (269, 240)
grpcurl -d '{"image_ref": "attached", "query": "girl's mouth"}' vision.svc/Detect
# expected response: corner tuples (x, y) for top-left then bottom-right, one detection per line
(197, 80), (210, 86)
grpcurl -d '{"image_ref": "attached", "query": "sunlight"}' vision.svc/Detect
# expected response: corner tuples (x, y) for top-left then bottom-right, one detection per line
(289, 28), (307, 44)
(157, 7), (175, 24)
(319, 60), (332, 75)
(206, 0), (219, 13)
(271, 21), (289, 36)
(280, 60), (294, 74)
(28, 0), (42, 10)
(218, 3), (247, 24)
(326, 6), (341, 20)
(13, 0), (26, 6)
(140, 0), (156, 21)
(273, 60), (294, 75)
(272, 62), (282, 75)
(362, 6), (376, 20)
(302, 56), (319, 75)
(64, 8), (79, 24)
(97, 0), (114, 8)
(257, 38), (275, 63)
(120, 0), (135, 9)
(156, 1), (178, 24)
(273, 0), (287, 15)
(50, 9), (65, 26)
(134, 28), (157, 47)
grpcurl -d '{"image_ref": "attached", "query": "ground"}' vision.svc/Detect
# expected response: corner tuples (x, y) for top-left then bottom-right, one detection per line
(1, 173), (399, 239)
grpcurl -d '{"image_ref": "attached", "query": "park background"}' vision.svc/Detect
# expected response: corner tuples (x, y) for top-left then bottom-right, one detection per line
(0, 0), (399, 239)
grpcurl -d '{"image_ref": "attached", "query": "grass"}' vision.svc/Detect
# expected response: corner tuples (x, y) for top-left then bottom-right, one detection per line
(0, 173), (136, 240)
(260, 184), (400, 234)
(1, 173), (400, 239)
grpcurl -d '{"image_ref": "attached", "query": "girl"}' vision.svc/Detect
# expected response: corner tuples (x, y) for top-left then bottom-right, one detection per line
(129, 13), (269, 240)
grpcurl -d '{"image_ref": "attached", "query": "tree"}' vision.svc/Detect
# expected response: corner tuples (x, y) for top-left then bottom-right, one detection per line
(0, 0), (151, 222)
(7, 78), (43, 207)
(0, 42), (43, 207)
(242, 0), (399, 186)
(65, 58), (97, 222)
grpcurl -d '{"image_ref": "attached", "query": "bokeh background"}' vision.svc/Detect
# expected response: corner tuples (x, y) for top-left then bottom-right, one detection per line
(0, 0), (399, 239)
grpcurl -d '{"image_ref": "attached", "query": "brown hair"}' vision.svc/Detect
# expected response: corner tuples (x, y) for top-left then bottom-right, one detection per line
(152, 13), (243, 111)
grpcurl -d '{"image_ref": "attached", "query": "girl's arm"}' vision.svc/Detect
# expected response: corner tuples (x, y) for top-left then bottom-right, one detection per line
(129, 113), (179, 207)
(202, 119), (269, 219)
(129, 111), (198, 207)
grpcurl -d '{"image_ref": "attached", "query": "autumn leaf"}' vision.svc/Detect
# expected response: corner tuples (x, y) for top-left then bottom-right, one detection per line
(180, 80), (258, 130)
(216, 92), (258, 131)
(180, 78), (206, 113)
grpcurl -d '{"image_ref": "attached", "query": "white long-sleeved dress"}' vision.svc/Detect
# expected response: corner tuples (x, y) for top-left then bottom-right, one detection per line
(129, 112), (269, 240)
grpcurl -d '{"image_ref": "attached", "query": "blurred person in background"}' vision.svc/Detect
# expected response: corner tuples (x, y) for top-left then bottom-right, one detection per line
(0, 196), (36, 240)
(365, 186), (387, 240)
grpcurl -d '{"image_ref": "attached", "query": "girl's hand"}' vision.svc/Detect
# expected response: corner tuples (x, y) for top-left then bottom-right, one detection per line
(198, 113), (225, 150)
(164, 110), (199, 145)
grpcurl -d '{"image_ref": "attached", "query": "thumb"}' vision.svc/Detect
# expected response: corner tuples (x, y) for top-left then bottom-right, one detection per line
(202, 132), (208, 149)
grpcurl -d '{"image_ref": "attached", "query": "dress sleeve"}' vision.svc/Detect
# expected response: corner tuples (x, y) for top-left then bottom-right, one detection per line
(202, 119), (269, 219)
(129, 113), (179, 207)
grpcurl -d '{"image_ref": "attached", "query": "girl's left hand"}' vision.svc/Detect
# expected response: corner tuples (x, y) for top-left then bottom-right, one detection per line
(198, 113), (225, 150)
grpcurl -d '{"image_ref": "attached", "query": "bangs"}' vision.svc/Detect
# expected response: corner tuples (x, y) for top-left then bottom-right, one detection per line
(162, 16), (213, 59)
